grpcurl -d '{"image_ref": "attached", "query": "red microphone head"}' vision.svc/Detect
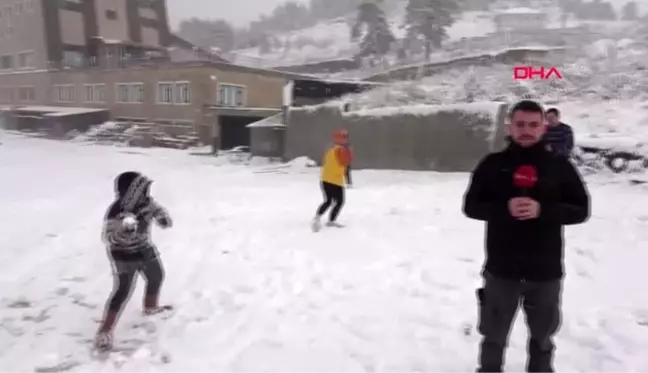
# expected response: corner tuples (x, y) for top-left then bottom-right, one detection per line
(513, 165), (538, 188)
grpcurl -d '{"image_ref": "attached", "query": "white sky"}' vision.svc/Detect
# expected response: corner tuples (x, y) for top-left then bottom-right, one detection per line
(167, 0), (309, 29)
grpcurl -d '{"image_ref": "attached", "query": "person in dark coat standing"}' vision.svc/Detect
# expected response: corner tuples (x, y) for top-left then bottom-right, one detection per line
(462, 100), (590, 372)
(543, 107), (574, 157)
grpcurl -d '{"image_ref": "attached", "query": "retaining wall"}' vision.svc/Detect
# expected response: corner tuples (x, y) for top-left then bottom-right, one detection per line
(284, 101), (509, 172)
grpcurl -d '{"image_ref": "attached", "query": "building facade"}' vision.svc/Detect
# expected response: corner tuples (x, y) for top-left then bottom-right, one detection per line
(0, 0), (300, 146)
(0, 0), (171, 71)
(0, 62), (289, 142)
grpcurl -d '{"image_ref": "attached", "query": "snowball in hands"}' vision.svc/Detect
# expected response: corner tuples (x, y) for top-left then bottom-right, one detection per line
(121, 214), (138, 231)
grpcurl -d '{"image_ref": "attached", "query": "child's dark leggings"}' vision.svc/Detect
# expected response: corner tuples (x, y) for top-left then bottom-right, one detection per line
(346, 164), (352, 185)
(106, 250), (164, 313)
(316, 181), (345, 222)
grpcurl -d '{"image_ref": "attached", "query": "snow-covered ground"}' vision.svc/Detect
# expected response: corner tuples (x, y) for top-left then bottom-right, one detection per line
(2, 132), (648, 371)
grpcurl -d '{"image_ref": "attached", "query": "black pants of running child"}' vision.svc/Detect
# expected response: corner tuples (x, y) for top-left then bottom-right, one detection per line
(346, 164), (352, 185)
(477, 272), (562, 372)
(106, 248), (165, 313)
(316, 181), (345, 222)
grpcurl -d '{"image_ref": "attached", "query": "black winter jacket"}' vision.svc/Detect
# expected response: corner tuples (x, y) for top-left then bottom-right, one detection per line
(462, 141), (590, 281)
(102, 172), (172, 261)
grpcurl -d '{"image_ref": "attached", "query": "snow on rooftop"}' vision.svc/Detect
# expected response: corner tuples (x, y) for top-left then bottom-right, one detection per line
(302, 77), (386, 86)
(343, 102), (504, 120)
(11, 106), (107, 116)
(497, 7), (544, 15)
(247, 113), (286, 128)
(0, 69), (49, 76)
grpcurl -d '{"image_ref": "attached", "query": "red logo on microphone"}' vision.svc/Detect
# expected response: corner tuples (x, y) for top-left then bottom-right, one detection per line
(513, 165), (538, 188)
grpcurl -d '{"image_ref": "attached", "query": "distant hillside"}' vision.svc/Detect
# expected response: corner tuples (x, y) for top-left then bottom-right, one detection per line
(224, 0), (647, 68)
(223, 3), (496, 69)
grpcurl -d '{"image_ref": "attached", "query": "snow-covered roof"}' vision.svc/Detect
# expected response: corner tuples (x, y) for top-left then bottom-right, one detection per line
(298, 77), (385, 86)
(0, 69), (48, 76)
(9, 106), (107, 116)
(343, 102), (504, 120)
(497, 7), (544, 15)
(247, 113), (286, 128)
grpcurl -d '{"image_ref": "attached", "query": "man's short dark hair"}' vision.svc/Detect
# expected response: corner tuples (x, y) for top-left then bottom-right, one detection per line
(546, 107), (560, 116)
(509, 100), (545, 119)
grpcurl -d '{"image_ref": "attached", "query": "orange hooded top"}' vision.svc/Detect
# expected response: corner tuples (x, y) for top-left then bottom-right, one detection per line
(321, 130), (352, 186)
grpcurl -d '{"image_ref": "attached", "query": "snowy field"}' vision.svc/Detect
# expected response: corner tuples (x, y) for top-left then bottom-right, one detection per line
(2, 133), (648, 371)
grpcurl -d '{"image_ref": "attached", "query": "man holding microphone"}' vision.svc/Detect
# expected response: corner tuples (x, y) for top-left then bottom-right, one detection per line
(462, 100), (590, 372)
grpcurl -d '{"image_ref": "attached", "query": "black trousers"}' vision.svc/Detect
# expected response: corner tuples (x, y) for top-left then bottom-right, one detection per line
(106, 247), (165, 313)
(316, 181), (344, 222)
(346, 164), (352, 185)
(477, 272), (562, 372)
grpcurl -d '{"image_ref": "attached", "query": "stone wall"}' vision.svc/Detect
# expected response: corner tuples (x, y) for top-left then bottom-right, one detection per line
(284, 102), (509, 172)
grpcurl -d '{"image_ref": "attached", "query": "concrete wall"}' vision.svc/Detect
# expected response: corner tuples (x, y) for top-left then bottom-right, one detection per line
(250, 126), (285, 158)
(284, 102), (509, 172)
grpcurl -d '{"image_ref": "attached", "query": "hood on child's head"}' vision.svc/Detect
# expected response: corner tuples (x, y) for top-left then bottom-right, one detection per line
(115, 171), (152, 210)
(332, 129), (348, 145)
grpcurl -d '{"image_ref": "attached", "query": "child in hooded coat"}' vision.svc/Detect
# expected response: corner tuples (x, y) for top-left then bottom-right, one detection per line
(95, 171), (173, 351)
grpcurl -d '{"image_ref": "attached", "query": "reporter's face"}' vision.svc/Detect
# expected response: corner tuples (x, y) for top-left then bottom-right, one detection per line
(509, 111), (546, 147)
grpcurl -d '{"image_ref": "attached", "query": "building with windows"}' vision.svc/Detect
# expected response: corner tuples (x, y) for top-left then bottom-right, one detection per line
(0, 0), (307, 147)
(0, 0), (172, 70)
(0, 60), (298, 145)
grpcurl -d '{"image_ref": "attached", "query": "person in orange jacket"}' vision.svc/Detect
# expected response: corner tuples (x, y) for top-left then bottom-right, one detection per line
(311, 129), (353, 231)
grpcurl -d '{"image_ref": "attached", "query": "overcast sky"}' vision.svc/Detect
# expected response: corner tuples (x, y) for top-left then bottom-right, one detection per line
(167, 0), (308, 29)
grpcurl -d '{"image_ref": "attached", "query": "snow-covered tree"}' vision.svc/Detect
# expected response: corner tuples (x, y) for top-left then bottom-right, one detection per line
(622, 1), (638, 20)
(403, 0), (459, 60)
(351, 1), (396, 58)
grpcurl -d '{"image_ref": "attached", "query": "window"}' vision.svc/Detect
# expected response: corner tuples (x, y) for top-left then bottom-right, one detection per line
(218, 84), (246, 107)
(116, 83), (145, 103)
(156, 82), (173, 104)
(5, 6), (12, 37)
(106, 9), (117, 20)
(14, 2), (22, 15)
(16, 51), (34, 68)
(18, 86), (35, 101)
(175, 82), (191, 104)
(0, 55), (13, 69)
(63, 50), (84, 68)
(131, 83), (145, 103)
(137, 0), (156, 7)
(24, 0), (34, 12)
(0, 86), (13, 101)
(155, 81), (192, 104)
(54, 84), (75, 102)
(84, 84), (106, 103)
